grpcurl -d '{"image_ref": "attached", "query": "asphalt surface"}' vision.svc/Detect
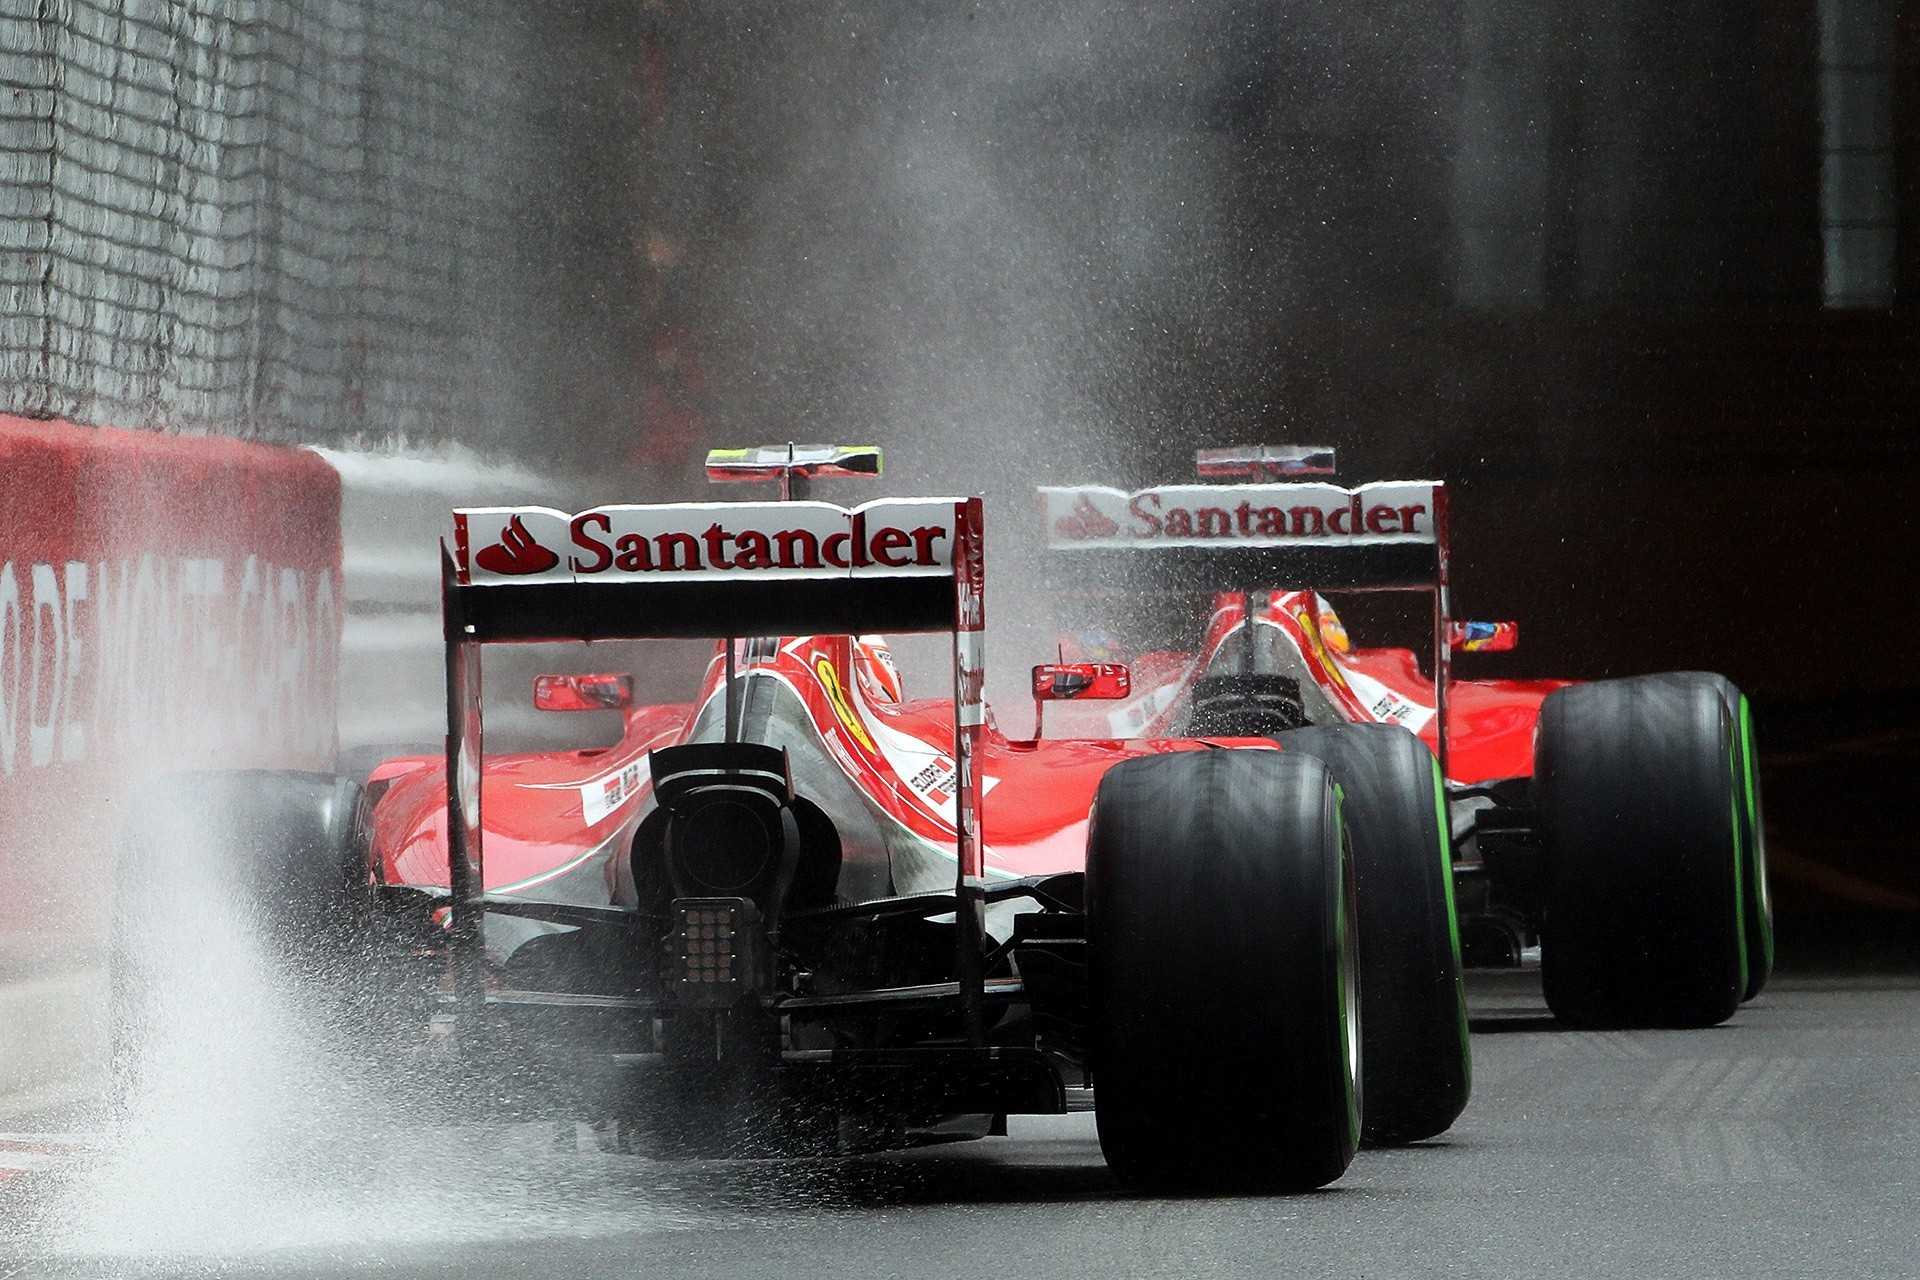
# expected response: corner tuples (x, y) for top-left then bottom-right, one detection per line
(3, 968), (1916, 1279)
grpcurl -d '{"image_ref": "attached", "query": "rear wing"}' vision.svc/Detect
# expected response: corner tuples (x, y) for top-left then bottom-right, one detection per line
(1039, 480), (1444, 589)
(448, 497), (971, 639)
(1039, 479), (1456, 768)
(440, 495), (988, 1024)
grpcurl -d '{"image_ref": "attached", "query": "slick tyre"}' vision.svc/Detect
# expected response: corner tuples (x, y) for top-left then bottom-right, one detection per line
(1275, 724), (1471, 1145)
(1536, 676), (1747, 1029)
(111, 771), (385, 1094)
(1682, 673), (1773, 1001)
(1089, 749), (1360, 1192)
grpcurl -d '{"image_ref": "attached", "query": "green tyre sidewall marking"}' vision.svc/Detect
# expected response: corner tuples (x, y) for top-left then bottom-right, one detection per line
(1730, 730), (1749, 999)
(1722, 692), (1748, 999)
(1431, 759), (1470, 1092)
(1739, 696), (1774, 977)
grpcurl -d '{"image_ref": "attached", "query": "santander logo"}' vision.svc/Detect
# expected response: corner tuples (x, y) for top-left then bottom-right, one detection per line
(1052, 493), (1120, 541)
(474, 515), (560, 576)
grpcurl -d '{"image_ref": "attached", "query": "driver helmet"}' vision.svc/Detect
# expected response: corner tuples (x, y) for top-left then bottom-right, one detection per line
(1063, 628), (1130, 665)
(1315, 594), (1351, 653)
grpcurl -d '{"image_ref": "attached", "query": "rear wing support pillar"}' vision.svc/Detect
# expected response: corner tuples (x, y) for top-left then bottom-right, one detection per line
(950, 499), (988, 1043)
(1431, 485), (1452, 781)
(441, 549), (489, 1029)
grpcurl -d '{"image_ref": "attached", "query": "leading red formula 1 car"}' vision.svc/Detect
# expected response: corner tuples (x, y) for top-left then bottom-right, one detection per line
(111, 446), (1467, 1194)
(1036, 445), (1772, 1029)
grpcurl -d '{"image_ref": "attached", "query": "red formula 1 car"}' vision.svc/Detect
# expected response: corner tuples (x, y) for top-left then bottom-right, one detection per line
(1036, 445), (1772, 1029)
(111, 446), (1468, 1194)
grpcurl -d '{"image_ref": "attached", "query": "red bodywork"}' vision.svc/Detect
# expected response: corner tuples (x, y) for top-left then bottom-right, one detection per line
(367, 633), (1241, 904)
(1045, 590), (1569, 786)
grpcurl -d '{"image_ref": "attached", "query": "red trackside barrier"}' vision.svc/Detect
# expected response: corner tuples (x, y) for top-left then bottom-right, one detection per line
(0, 415), (342, 972)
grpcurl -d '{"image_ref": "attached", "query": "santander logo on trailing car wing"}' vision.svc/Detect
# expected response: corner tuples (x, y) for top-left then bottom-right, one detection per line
(1051, 492), (1122, 540)
(453, 498), (964, 586)
(1039, 481), (1440, 550)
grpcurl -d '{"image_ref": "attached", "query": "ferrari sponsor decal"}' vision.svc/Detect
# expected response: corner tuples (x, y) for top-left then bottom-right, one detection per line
(899, 753), (1000, 812)
(952, 498), (987, 731)
(1039, 481), (1439, 550)
(1106, 679), (1185, 737)
(1341, 667), (1435, 732)
(454, 498), (963, 586)
(580, 759), (645, 826)
(864, 711), (1001, 825)
(908, 755), (958, 805)
(955, 630), (986, 729)
(813, 655), (879, 752)
(950, 497), (988, 877)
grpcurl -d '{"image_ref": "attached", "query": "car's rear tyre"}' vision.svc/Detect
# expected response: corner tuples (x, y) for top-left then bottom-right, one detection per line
(1682, 673), (1773, 1001)
(1536, 675), (1747, 1029)
(111, 770), (387, 1094)
(1089, 748), (1359, 1192)
(1275, 724), (1471, 1145)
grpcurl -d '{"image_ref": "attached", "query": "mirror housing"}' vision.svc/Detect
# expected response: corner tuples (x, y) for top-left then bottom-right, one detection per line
(1447, 621), (1518, 653)
(1032, 662), (1132, 701)
(534, 673), (635, 711)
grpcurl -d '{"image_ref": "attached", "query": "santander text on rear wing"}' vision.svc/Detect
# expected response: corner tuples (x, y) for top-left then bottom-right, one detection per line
(1039, 480), (1445, 590)
(440, 495), (988, 1025)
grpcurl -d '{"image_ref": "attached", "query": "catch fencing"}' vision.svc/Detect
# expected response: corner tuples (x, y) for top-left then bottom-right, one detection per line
(0, 0), (548, 448)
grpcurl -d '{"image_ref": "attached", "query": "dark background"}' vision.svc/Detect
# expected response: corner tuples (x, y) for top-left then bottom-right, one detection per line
(587, 3), (1920, 940)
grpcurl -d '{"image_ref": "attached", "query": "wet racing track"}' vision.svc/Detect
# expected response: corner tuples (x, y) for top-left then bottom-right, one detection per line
(4, 969), (1917, 1279)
